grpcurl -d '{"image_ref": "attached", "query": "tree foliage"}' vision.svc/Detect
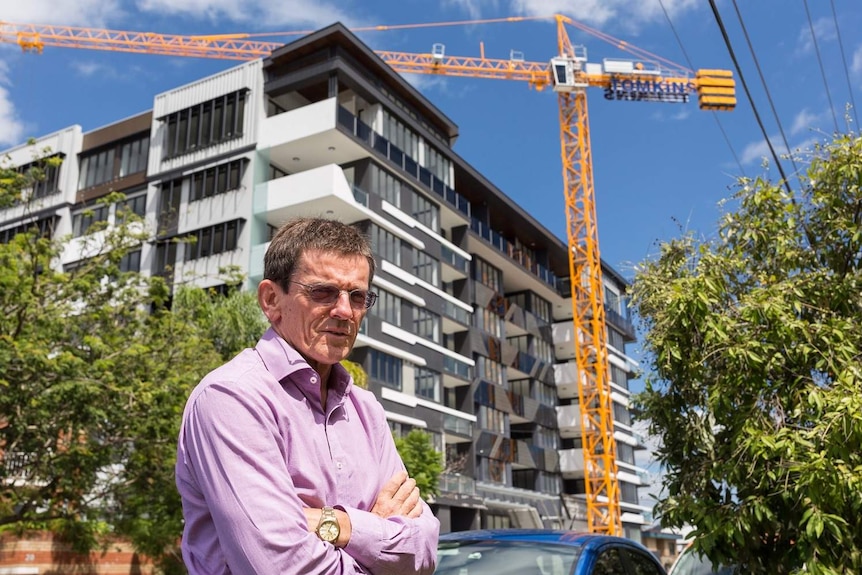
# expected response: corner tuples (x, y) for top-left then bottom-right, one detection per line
(0, 154), (265, 573)
(393, 429), (443, 500)
(631, 133), (862, 574)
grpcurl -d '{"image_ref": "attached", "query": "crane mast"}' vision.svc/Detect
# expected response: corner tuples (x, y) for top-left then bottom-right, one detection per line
(0, 16), (736, 536)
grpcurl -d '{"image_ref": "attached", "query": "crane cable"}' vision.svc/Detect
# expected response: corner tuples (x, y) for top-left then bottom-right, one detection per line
(828, 0), (860, 129)
(657, 0), (745, 179)
(707, 0), (795, 197)
(729, 0), (801, 183)
(802, 0), (840, 133)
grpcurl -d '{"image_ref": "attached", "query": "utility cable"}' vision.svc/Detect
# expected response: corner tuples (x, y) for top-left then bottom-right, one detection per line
(657, 0), (745, 179)
(829, 0), (860, 129)
(707, 0), (794, 196)
(730, 0), (800, 180)
(802, 0), (840, 133)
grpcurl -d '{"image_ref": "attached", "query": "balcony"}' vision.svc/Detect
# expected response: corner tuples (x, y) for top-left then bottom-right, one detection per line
(439, 472), (476, 496)
(336, 106), (471, 220)
(443, 356), (473, 386)
(552, 320), (576, 361)
(554, 362), (580, 399)
(443, 414), (474, 444)
(469, 218), (560, 291)
(259, 98), (369, 173)
(556, 404), (583, 438)
(558, 448), (586, 479)
(253, 164), (369, 229)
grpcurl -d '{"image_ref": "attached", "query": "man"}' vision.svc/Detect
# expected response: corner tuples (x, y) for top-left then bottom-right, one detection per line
(175, 217), (440, 574)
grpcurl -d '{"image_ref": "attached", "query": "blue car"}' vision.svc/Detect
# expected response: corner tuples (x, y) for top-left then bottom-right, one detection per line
(436, 529), (667, 575)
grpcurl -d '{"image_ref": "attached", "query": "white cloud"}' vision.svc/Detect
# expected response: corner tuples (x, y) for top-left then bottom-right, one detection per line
(69, 60), (116, 77)
(795, 17), (836, 55)
(444, 0), (497, 20)
(790, 108), (820, 136)
(740, 137), (779, 166)
(0, 0), (124, 27)
(400, 73), (450, 93)
(134, 0), (359, 29)
(510, 0), (700, 29)
(0, 62), (26, 147)
(852, 44), (862, 75)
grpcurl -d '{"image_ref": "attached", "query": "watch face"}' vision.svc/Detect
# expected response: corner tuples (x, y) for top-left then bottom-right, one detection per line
(319, 520), (339, 542)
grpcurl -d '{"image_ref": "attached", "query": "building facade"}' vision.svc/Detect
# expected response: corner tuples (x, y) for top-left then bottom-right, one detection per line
(0, 23), (650, 539)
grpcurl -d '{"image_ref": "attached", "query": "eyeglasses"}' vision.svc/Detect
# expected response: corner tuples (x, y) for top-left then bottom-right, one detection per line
(289, 280), (378, 310)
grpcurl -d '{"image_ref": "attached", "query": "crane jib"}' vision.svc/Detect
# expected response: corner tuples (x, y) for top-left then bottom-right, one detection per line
(604, 78), (696, 103)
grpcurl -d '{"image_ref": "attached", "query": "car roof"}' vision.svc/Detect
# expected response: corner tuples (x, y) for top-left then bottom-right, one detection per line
(438, 529), (645, 551)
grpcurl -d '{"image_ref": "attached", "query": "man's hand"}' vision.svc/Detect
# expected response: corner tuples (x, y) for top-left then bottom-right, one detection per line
(371, 471), (423, 519)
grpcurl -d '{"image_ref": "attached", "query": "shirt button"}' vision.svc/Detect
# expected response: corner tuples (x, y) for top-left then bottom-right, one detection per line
(336, 461), (343, 470)
(310, 376), (317, 384)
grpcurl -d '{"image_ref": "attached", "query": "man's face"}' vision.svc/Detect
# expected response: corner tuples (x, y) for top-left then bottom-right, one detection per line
(271, 249), (370, 373)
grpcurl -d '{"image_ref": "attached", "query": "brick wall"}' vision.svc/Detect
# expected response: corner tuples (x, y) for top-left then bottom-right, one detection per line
(0, 531), (155, 575)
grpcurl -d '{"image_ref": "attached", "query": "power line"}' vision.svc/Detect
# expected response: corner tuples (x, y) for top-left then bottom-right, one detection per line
(707, 0), (794, 196)
(657, 0), (745, 179)
(730, 0), (800, 181)
(802, 0), (840, 133)
(829, 0), (860, 129)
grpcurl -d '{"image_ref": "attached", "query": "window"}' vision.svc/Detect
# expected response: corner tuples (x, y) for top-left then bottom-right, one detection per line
(1, 216), (56, 244)
(371, 225), (401, 266)
(614, 402), (632, 426)
(414, 367), (441, 402)
(368, 289), (401, 326)
(119, 136), (149, 177)
(477, 405), (506, 434)
(617, 443), (635, 465)
(413, 307), (440, 343)
(72, 204), (109, 236)
(78, 148), (115, 189)
(476, 355), (504, 386)
(16, 155), (63, 200)
(476, 308), (502, 338)
(473, 257), (502, 292)
(119, 249), (142, 273)
(592, 548), (626, 575)
(410, 191), (439, 231)
(412, 249), (439, 286)
(189, 159), (247, 201)
(623, 549), (664, 575)
(185, 219), (244, 261)
(116, 192), (147, 225)
(163, 90), (248, 158)
(370, 164), (402, 207)
(79, 133), (149, 190)
(369, 349), (402, 390)
(620, 481), (639, 504)
(158, 178), (183, 232)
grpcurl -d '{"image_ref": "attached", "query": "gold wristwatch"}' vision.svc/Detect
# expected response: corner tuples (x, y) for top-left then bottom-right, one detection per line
(316, 506), (340, 543)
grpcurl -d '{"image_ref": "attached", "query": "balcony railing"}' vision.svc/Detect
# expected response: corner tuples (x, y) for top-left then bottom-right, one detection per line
(337, 106), (470, 218)
(604, 304), (636, 339)
(440, 244), (469, 274)
(469, 219), (560, 290)
(442, 300), (471, 326)
(439, 472), (476, 495)
(443, 356), (473, 380)
(443, 414), (474, 437)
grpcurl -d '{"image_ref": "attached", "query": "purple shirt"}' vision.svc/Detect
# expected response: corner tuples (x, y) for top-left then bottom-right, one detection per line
(176, 328), (440, 574)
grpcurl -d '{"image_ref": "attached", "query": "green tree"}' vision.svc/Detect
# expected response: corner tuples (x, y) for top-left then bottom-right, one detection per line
(393, 429), (443, 500)
(631, 133), (862, 574)
(0, 155), (250, 573)
(172, 279), (268, 360)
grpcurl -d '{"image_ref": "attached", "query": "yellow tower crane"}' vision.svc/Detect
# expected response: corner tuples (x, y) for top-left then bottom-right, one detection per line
(0, 15), (735, 535)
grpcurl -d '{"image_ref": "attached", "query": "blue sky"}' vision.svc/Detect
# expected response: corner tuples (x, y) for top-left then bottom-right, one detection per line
(2, 0), (860, 279)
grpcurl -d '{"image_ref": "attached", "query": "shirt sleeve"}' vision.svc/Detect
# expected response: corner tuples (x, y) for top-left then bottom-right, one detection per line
(181, 381), (370, 575)
(337, 399), (440, 575)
